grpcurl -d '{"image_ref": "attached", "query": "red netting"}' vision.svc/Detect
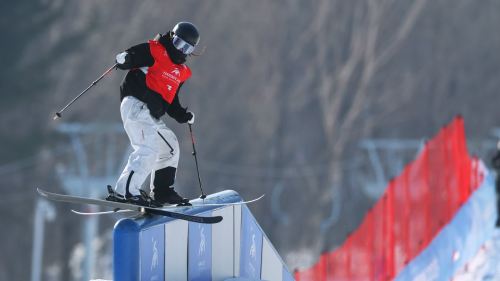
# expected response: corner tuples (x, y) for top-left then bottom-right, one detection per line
(295, 116), (483, 281)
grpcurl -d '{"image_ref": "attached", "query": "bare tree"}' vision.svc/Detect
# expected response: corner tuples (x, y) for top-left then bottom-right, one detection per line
(282, 0), (430, 243)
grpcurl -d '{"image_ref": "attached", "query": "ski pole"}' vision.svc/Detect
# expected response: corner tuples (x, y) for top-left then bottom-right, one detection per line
(188, 123), (207, 199)
(53, 63), (117, 120)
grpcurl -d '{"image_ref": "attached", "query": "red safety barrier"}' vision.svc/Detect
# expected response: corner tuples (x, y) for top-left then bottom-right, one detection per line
(295, 116), (483, 281)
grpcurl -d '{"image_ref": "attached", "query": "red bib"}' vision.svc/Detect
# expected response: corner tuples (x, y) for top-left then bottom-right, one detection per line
(145, 40), (191, 104)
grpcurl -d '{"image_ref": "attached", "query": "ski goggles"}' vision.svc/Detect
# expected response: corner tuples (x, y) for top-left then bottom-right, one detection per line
(172, 35), (196, 55)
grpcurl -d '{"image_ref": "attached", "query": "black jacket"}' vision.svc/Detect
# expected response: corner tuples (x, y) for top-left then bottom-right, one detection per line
(118, 33), (192, 122)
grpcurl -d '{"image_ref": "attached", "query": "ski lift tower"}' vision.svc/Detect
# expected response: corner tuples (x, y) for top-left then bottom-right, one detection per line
(55, 122), (126, 281)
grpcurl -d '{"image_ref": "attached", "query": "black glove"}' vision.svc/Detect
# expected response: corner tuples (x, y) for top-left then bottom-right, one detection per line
(115, 52), (132, 70)
(175, 111), (193, 124)
(187, 111), (195, 125)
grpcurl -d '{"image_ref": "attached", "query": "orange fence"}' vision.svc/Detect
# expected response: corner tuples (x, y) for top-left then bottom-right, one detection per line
(295, 116), (484, 281)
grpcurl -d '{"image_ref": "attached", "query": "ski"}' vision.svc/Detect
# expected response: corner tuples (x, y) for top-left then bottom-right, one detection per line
(187, 194), (265, 207)
(71, 209), (134, 216)
(70, 194), (265, 216)
(37, 188), (222, 224)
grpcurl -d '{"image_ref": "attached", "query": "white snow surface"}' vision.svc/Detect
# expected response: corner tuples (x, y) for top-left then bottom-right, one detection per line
(452, 228), (500, 280)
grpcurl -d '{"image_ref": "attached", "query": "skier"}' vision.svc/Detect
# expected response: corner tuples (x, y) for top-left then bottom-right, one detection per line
(108, 22), (200, 207)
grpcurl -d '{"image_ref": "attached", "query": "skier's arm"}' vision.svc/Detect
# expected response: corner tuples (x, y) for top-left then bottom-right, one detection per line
(166, 84), (193, 123)
(115, 43), (154, 70)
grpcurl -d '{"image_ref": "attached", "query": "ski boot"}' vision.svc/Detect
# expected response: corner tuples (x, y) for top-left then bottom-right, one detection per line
(105, 185), (126, 203)
(151, 187), (191, 206)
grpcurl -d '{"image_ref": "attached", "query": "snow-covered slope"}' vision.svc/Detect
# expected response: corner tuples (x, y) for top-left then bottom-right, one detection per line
(453, 229), (500, 280)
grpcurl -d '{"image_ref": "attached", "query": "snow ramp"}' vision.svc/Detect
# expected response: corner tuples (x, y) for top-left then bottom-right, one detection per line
(112, 190), (294, 281)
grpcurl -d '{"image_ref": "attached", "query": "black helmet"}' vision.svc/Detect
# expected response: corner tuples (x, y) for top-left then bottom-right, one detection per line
(172, 22), (200, 49)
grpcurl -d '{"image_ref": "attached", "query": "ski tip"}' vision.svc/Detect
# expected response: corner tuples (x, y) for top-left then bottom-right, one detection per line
(209, 216), (223, 224)
(36, 187), (48, 197)
(239, 193), (265, 204)
(71, 209), (85, 215)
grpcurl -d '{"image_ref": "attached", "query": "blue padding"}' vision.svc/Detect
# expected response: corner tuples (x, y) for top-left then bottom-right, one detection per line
(140, 224), (165, 281)
(240, 206), (263, 279)
(395, 172), (498, 281)
(188, 213), (213, 281)
(113, 219), (141, 281)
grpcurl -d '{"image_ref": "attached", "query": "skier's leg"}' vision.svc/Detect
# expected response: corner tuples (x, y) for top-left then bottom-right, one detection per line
(115, 97), (158, 198)
(149, 125), (189, 205)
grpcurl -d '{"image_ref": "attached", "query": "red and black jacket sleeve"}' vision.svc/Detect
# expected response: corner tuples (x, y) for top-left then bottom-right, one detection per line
(117, 43), (154, 69)
(166, 84), (192, 123)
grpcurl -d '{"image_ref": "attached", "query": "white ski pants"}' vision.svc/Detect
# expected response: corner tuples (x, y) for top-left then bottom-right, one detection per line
(115, 96), (179, 196)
